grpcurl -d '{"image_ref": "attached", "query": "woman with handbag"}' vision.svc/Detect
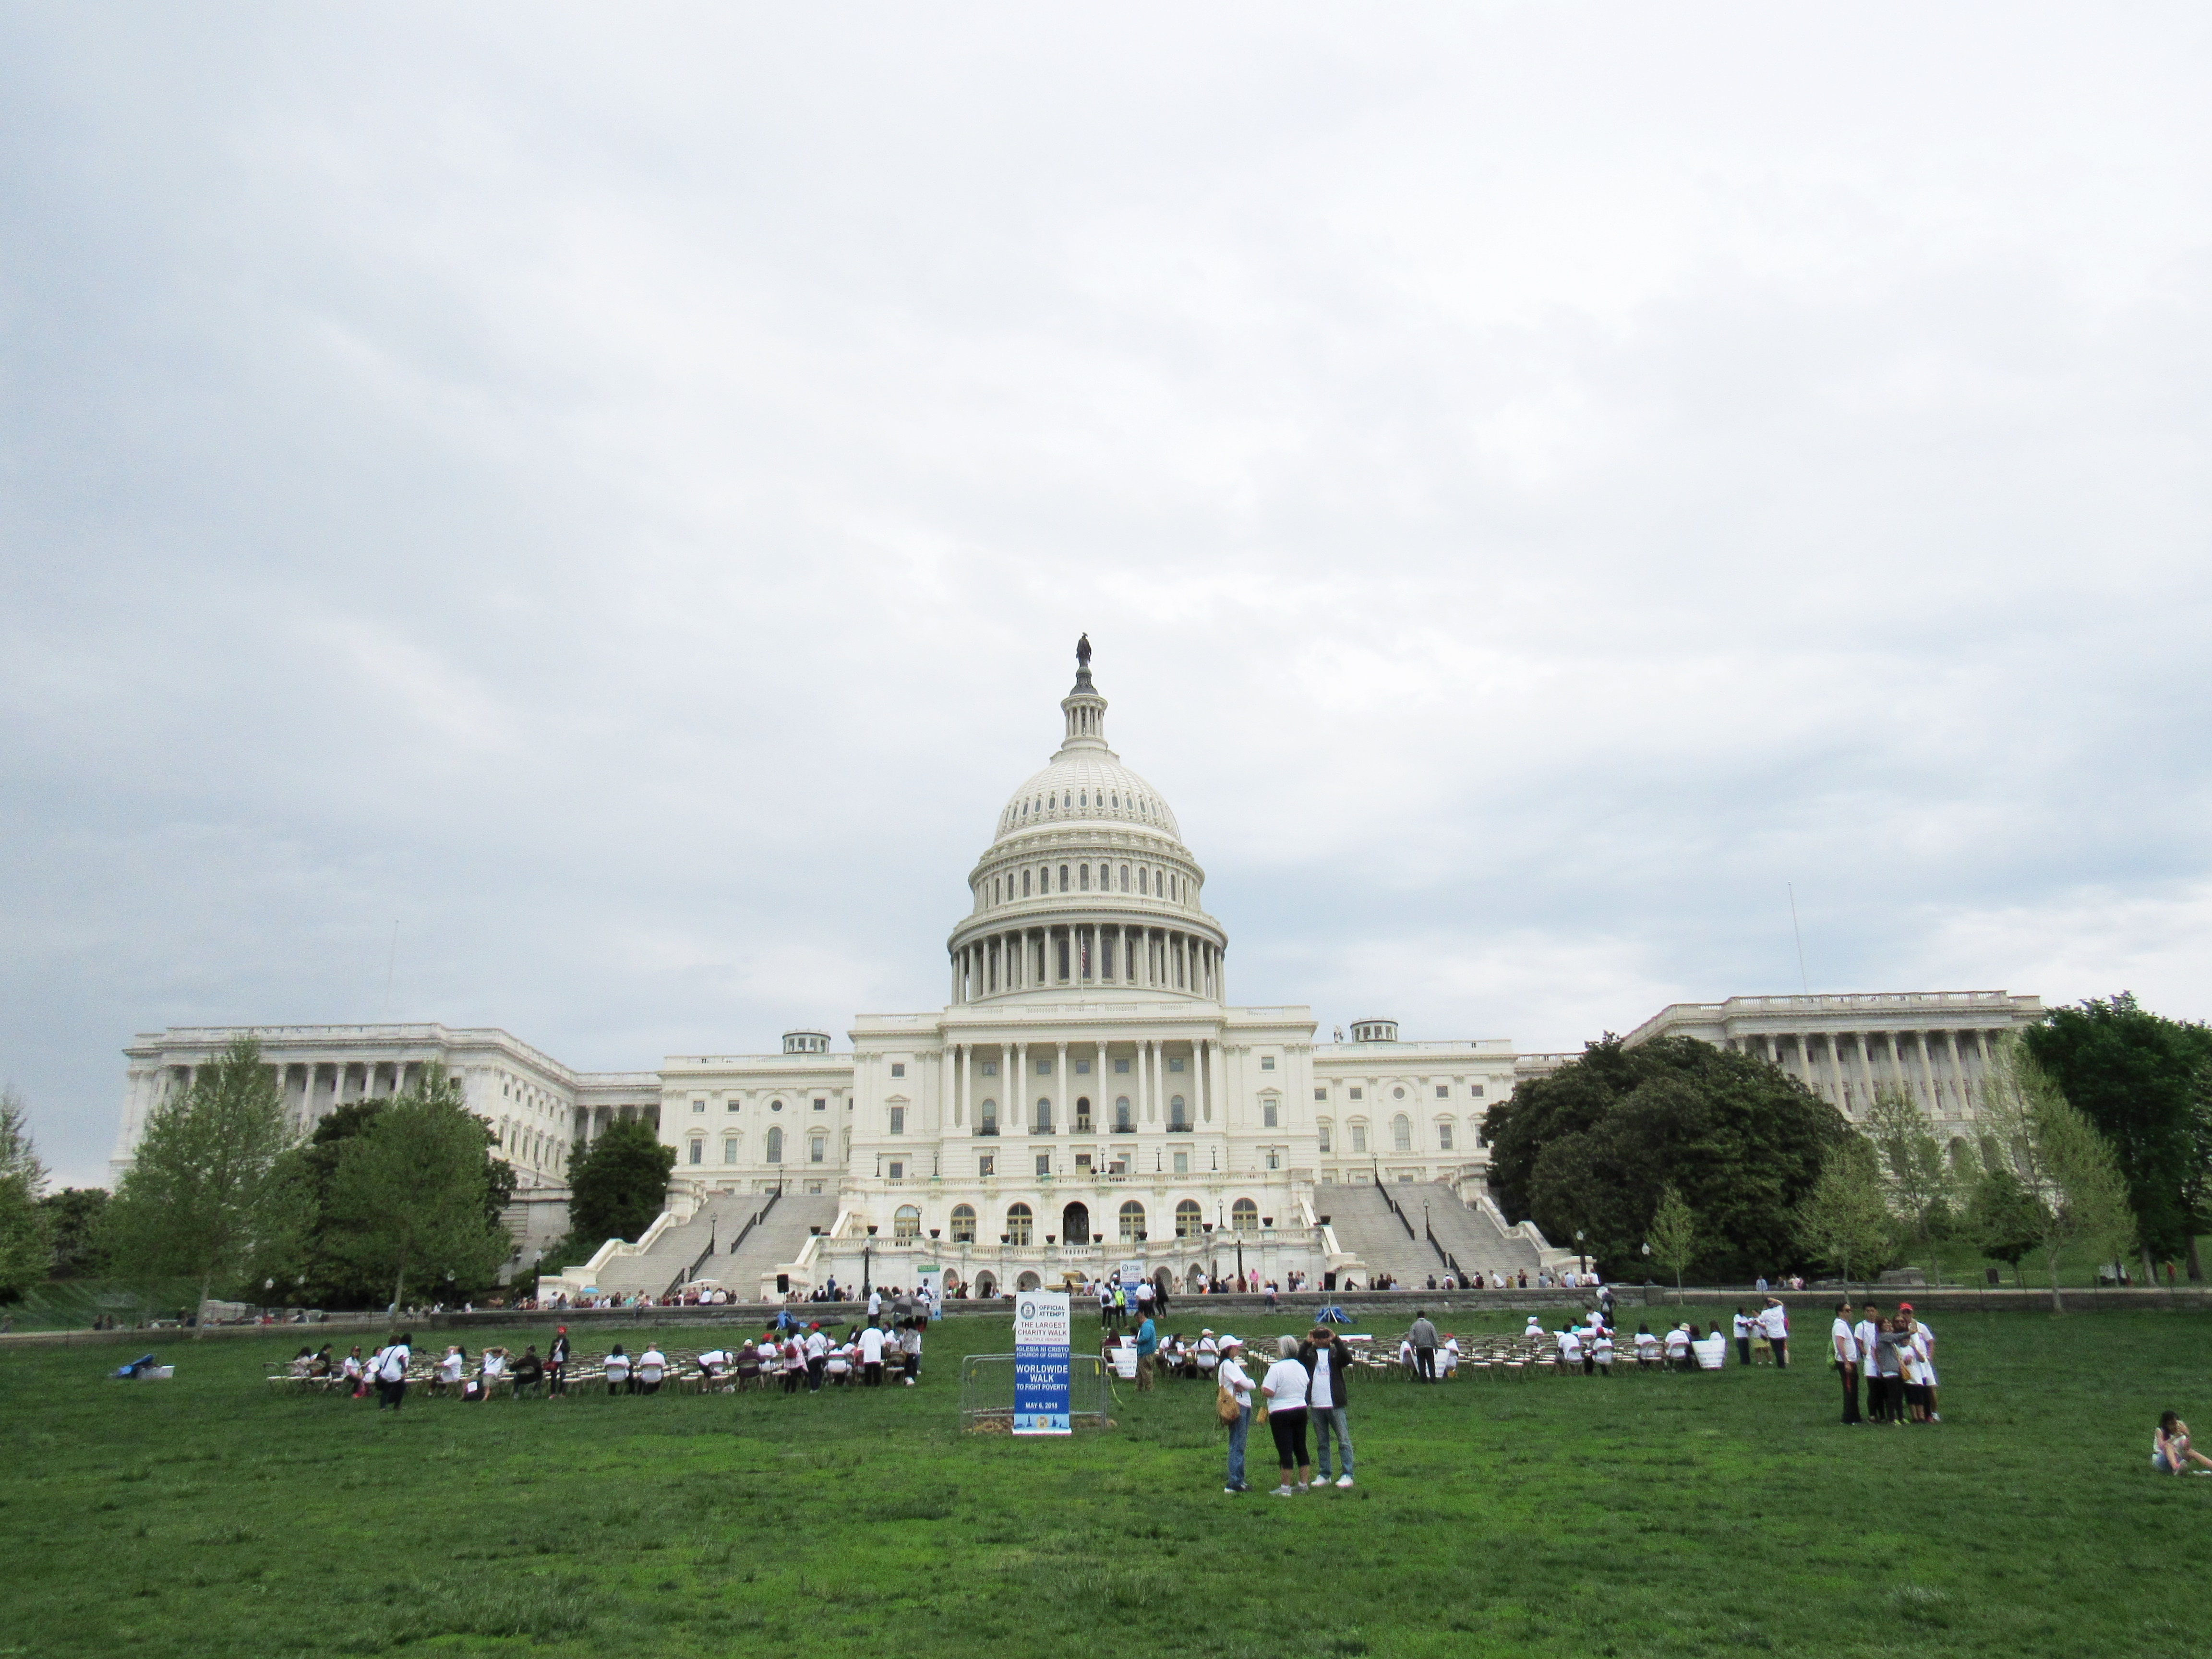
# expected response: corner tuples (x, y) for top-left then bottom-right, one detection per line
(1216, 1335), (1255, 1495)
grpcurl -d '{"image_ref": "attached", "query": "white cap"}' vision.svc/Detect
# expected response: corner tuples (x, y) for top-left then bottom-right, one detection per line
(1219, 1334), (1244, 1349)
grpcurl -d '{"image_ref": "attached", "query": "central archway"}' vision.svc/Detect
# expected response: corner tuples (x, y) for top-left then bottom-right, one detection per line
(1061, 1201), (1091, 1246)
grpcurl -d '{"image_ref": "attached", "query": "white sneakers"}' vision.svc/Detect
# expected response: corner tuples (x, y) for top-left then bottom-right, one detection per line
(1271, 1484), (1296, 1497)
(1335, 1474), (1354, 1488)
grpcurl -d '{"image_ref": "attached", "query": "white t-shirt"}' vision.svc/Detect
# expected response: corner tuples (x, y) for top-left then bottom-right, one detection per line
(1760, 1305), (1788, 1339)
(605, 1352), (632, 1380)
(377, 1344), (409, 1382)
(639, 1349), (666, 1382)
(805, 1332), (827, 1359)
(1732, 1313), (1752, 1340)
(1593, 1334), (1614, 1363)
(482, 1352), (507, 1379)
(439, 1353), (465, 1383)
(1218, 1356), (1253, 1407)
(1558, 1330), (1583, 1360)
(1261, 1358), (1310, 1411)
(342, 1355), (363, 1379)
(1831, 1317), (1858, 1364)
(1912, 1322), (1937, 1385)
(1664, 1329), (1689, 1358)
(1854, 1320), (1881, 1371)
(1196, 1338), (1218, 1370)
(1635, 1332), (1659, 1357)
(698, 1349), (729, 1370)
(1310, 1348), (1334, 1409)
(1523, 1318), (1545, 1339)
(827, 1345), (851, 1372)
(859, 1327), (886, 1363)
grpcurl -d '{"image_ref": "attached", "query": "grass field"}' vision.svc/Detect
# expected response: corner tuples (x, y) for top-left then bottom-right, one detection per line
(3, 1306), (2206, 1659)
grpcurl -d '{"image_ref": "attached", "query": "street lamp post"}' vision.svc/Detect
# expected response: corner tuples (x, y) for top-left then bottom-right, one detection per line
(1576, 1229), (1587, 1280)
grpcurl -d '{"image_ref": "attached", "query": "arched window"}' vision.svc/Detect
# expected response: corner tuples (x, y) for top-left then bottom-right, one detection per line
(766, 1126), (783, 1163)
(894, 1205), (921, 1241)
(1232, 1198), (1259, 1231)
(1115, 1096), (1131, 1131)
(1175, 1199), (1202, 1238)
(1138, 867), (1148, 895)
(1022, 869), (1031, 897)
(1119, 1200), (1146, 1242)
(1075, 1095), (1092, 1131)
(950, 1203), (977, 1242)
(1006, 1203), (1033, 1245)
(1097, 864), (1109, 889)
(1058, 865), (1070, 892)
(1169, 1094), (1187, 1129)
(1035, 1096), (1053, 1131)
(980, 1097), (997, 1133)
(1080, 864), (1090, 891)
(1350, 1122), (1368, 1154)
(1120, 864), (1130, 890)
(1392, 1114), (1411, 1151)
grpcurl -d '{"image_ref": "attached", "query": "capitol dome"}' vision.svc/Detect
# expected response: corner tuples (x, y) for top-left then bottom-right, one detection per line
(948, 641), (1225, 1006)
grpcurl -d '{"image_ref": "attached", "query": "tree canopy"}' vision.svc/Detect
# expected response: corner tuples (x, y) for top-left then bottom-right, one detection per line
(37, 1187), (109, 1280)
(1982, 1034), (2137, 1310)
(99, 1038), (294, 1330)
(1483, 1035), (1850, 1283)
(1793, 1135), (1895, 1296)
(0, 1086), (53, 1301)
(555, 1119), (675, 1268)
(2022, 992), (2212, 1265)
(319, 1065), (514, 1310)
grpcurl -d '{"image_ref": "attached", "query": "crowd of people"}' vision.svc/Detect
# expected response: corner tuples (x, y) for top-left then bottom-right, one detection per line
(1830, 1300), (1940, 1425)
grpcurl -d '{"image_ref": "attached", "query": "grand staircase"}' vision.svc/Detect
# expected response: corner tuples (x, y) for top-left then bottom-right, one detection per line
(575, 1191), (842, 1298)
(1322, 1180), (1548, 1286)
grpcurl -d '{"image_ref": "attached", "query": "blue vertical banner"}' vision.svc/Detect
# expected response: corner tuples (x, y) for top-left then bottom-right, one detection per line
(1012, 1290), (1071, 1435)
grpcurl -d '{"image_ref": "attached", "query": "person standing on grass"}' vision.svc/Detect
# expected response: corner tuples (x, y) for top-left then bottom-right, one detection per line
(1299, 1325), (1356, 1488)
(1871, 1318), (1904, 1424)
(547, 1327), (571, 1397)
(806, 1324), (828, 1393)
(374, 1334), (411, 1411)
(1408, 1311), (1440, 1383)
(1901, 1305), (1940, 1423)
(1218, 1335), (1256, 1494)
(1099, 1280), (1116, 1333)
(859, 1320), (887, 1386)
(1831, 1302), (1861, 1425)
(1760, 1298), (1790, 1368)
(1853, 1304), (1882, 1421)
(1136, 1277), (1155, 1328)
(1134, 1311), (1159, 1391)
(1732, 1307), (1754, 1366)
(900, 1318), (922, 1384)
(1261, 1336), (1314, 1495)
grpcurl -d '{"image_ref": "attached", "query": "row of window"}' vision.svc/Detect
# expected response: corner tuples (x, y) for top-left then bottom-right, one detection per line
(943, 1197), (1262, 1244)
(1312, 1083), (1489, 1101)
(690, 1096), (835, 1113)
(966, 1094), (1191, 1133)
(985, 862), (1186, 907)
(1314, 1115), (1484, 1154)
(687, 1127), (833, 1165)
(1006, 786), (1162, 829)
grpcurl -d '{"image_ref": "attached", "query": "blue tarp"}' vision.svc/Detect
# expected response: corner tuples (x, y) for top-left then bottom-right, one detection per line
(112, 1353), (159, 1378)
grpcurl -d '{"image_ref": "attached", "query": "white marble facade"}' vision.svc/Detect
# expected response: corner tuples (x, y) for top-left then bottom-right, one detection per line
(109, 647), (2047, 1290)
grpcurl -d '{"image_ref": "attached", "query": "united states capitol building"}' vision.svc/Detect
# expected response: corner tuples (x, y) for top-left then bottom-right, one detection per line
(110, 645), (2044, 1300)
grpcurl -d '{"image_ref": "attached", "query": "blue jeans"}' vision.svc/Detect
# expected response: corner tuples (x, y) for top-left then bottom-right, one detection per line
(1313, 1407), (1353, 1479)
(1227, 1406), (1251, 1488)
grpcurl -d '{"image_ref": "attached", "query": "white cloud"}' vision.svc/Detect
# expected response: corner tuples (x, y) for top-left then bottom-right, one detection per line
(2, 2), (2209, 1184)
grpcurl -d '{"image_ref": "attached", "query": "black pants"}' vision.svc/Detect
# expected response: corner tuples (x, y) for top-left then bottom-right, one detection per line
(808, 1358), (825, 1392)
(1415, 1346), (1436, 1382)
(1839, 1362), (1861, 1423)
(902, 1353), (918, 1383)
(1771, 1337), (1788, 1369)
(1268, 1408), (1310, 1474)
(1736, 1337), (1751, 1366)
(864, 1361), (883, 1387)
(377, 1379), (406, 1410)
(547, 1364), (566, 1395)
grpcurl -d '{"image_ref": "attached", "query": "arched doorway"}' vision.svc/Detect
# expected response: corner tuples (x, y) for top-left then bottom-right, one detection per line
(1061, 1202), (1091, 1245)
(974, 1271), (998, 1298)
(1015, 1271), (1043, 1292)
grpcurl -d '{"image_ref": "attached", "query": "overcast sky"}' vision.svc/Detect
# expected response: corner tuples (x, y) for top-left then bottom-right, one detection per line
(4, 5), (2209, 1188)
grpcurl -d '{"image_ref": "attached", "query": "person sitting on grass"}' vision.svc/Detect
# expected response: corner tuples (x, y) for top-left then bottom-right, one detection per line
(509, 1346), (544, 1397)
(2155, 1413), (2212, 1474)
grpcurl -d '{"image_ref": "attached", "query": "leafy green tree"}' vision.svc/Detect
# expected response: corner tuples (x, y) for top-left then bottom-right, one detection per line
(1983, 1034), (2138, 1310)
(0, 1086), (55, 1301)
(37, 1187), (110, 1279)
(321, 1065), (514, 1311)
(553, 1119), (675, 1269)
(1647, 1184), (1698, 1294)
(1964, 1166), (2045, 1288)
(1484, 1035), (1849, 1282)
(250, 1099), (392, 1308)
(100, 1039), (295, 1334)
(1793, 1135), (1895, 1298)
(2023, 993), (2212, 1278)
(1864, 1088), (1959, 1285)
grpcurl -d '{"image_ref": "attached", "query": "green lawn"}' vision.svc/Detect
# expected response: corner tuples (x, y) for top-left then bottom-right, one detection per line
(2, 1307), (2206, 1659)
